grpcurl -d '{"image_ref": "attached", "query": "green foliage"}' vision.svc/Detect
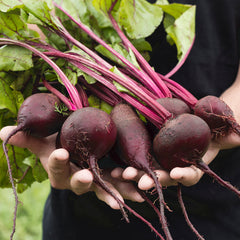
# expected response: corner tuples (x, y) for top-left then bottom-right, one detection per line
(115, 0), (163, 39)
(0, 45), (33, 71)
(0, 142), (48, 191)
(0, 0), (196, 190)
(159, 3), (196, 61)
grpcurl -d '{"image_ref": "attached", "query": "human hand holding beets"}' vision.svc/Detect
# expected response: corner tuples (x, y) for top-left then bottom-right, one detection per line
(119, 66), (240, 191)
(116, 130), (240, 192)
(0, 126), (144, 210)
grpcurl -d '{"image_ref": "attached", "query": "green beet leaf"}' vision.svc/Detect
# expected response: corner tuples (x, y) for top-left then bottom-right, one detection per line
(160, 3), (196, 62)
(116, 0), (163, 39)
(0, 0), (23, 12)
(0, 45), (33, 71)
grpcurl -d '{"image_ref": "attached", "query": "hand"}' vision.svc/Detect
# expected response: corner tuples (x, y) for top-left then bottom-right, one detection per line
(0, 126), (144, 209)
(118, 131), (240, 190)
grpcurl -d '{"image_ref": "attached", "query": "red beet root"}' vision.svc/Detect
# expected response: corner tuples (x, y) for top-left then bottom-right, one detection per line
(2, 92), (66, 240)
(60, 107), (164, 239)
(60, 107), (117, 167)
(153, 113), (211, 171)
(153, 113), (240, 198)
(60, 107), (129, 217)
(111, 103), (172, 240)
(193, 95), (240, 138)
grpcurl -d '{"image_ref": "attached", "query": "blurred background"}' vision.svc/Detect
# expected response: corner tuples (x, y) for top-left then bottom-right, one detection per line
(0, 180), (50, 240)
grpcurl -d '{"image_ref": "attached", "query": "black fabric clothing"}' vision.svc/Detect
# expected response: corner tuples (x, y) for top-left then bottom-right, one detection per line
(42, 1), (240, 239)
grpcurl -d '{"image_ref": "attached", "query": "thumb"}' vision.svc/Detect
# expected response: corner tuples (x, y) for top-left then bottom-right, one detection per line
(170, 166), (203, 186)
(0, 126), (57, 161)
(47, 148), (72, 189)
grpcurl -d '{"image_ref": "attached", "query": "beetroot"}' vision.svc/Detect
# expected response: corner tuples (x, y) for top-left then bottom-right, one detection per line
(152, 101), (203, 239)
(59, 107), (129, 218)
(153, 113), (240, 197)
(60, 106), (164, 239)
(153, 113), (211, 171)
(193, 95), (240, 138)
(111, 103), (172, 240)
(60, 107), (117, 167)
(2, 92), (66, 240)
(6, 93), (65, 140)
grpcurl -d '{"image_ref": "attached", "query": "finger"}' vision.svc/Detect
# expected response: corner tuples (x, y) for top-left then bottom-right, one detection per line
(110, 168), (144, 202)
(92, 182), (124, 210)
(216, 131), (240, 149)
(111, 167), (125, 179)
(170, 166), (203, 186)
(47, 148), (72, 189)
(138, 170), (177, 190)
(122, 167), (145, 182)
(0, 126), (39, 148)
(0, 126), (56, 159)
(115, 181), (144, 202)
(70, 169), (94, 195)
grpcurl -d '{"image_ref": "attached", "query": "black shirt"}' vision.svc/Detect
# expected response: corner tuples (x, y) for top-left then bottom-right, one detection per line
(42, 1), (240, 239)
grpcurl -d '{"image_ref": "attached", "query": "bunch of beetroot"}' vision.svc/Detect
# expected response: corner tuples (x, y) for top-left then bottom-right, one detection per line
(2, 2), (240, 240)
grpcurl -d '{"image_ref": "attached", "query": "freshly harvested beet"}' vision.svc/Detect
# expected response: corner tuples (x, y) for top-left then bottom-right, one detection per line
(111, 103), (172, 240)
(60, 107), (164, 239)
(60, 107), (128, 216)
(6, 93), (65, 140)
(153, 113), (211, 171)
(153, 113), (240, 198)
(2, 92), (66, 240)
(193, 95), (240, 138)
(154, 99), (203, 239)
(60, 107), (117, 167)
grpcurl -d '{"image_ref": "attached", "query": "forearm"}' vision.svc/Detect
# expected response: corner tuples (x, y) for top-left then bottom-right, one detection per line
(220, 64), (240, 123)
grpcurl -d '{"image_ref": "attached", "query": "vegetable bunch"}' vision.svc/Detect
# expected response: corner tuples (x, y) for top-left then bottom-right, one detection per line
(1, 1), (240, 240)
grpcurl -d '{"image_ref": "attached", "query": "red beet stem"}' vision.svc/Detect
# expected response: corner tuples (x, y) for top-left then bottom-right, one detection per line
(2, 125), (24, 240)
(196, 160), (240, 198)
(88, 155), (129, 222)
(145, 168), (173, 240)
(177, 184), (205, 240)
(88, 156), (165, 239)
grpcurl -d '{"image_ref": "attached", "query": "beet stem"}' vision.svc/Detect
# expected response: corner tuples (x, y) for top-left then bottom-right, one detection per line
(177, 184), (205, 240)
(146, 169), (173, 240)
(88, 155), (129, 222)
(108, 11), (171, 98)
(121, 201), (166, 240)
(196, 160), (240, 198)
(2, 125), (24, 240)
(88, 156), (165, 239)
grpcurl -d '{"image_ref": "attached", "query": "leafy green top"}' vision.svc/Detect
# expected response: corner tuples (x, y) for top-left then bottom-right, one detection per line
(0, 0), (195, 191)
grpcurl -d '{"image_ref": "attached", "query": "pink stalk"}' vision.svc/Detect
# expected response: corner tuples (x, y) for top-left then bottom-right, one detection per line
(79, 78), (121, 106)
(108, 12), (172, 98)
(43, 50), (171, 122)
(38, 49), (158, 123)
(72, 61), (165, 127)
(56, 24), (112, 69)
(0, 38), (82, 110)
(159, 74), (198, 107)
(42, 78), (77, 110)
(53, 2), (165, 98)
(165, 37), (195, 78)
(75, 84), (89, 107)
